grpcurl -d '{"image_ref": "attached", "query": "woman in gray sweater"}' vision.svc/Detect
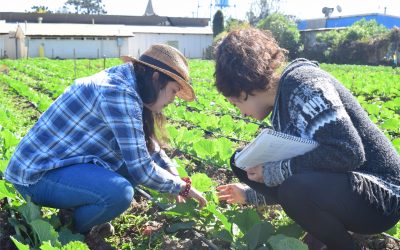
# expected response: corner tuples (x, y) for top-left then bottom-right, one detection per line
(215, 28), (400, 249)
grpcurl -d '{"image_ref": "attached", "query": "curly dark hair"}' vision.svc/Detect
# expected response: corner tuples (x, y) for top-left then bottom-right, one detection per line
(214, 27), (287, 98)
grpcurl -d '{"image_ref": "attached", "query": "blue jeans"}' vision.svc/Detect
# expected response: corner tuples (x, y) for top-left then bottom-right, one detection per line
(14, 163), (135, 233)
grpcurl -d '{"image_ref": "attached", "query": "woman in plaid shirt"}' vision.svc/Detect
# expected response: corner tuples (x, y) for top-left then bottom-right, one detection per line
(5, 44), (206, 235)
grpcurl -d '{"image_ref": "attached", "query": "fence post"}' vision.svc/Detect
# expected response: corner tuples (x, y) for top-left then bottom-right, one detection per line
(73, 49), (77, 79)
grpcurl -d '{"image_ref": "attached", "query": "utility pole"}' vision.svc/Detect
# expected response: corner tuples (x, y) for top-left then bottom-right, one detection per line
(197, 0), (200, 18)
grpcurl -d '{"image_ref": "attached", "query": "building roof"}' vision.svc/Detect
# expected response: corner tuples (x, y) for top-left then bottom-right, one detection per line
(299, 27), (347, 33)
(299, 13), (400, 22)
(0, 12), (209, 27)
(298, 13), (400, 30)
(167, 17), (209, 27)
(18, 23), (134, 37)
(0, 22), (17, 34)
(128, 25), (212, 35)
(13, 23), (211, 37)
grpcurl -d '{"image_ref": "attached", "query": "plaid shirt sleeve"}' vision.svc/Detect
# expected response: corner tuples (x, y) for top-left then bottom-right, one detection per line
(98, 84), (184, 195)
(151, 141), (179, 176)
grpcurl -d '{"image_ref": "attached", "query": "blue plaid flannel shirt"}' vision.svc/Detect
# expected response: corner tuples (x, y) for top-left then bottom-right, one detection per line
(5, 63), (184, 194)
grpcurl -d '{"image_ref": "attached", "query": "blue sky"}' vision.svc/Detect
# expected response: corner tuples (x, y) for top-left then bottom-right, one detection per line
(1, 0), (400, 20)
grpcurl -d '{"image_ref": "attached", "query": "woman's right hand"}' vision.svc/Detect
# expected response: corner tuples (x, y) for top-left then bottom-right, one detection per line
(216, 183), (247, 204)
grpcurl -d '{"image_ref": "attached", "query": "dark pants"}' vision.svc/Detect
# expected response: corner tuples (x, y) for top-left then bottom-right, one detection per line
(232, 164), (400, 250)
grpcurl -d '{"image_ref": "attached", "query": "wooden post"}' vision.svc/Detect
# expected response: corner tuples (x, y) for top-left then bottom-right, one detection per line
(73, 49), (77, 79)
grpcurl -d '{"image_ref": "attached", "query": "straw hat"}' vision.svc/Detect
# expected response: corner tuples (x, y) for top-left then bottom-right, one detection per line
(121, 44), (195, 101)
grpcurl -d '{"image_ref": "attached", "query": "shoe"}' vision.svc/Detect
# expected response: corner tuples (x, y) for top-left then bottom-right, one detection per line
(58, 208), (74, 227)
(302, 233), (328, 250)
(89, 222), (115, 238)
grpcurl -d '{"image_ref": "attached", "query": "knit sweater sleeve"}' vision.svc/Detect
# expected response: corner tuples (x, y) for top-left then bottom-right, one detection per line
(281, 75), (366, 174)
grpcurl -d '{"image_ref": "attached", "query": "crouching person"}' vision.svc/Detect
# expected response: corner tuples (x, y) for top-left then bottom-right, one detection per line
(214, 28), (400, 250)
(5, 44), (206, 236)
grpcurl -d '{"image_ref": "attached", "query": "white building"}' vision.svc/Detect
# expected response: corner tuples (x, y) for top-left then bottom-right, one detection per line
(0, 22), (18, 59)
(0, 9), (213, 59)
(0, 24), (8, 58)
(9, 23), (212, 59)
(127, 25), (212, 59)
(16, 23), (134, 59)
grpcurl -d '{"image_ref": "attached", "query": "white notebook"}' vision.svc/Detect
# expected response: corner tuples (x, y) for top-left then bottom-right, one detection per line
(235, 128), (319, 170)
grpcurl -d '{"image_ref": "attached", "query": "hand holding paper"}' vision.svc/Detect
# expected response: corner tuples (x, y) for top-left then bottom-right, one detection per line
(235, 128), (319, 170)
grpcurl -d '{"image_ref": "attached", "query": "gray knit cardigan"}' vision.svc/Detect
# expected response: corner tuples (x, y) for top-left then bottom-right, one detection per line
(262, 59), (400, 215)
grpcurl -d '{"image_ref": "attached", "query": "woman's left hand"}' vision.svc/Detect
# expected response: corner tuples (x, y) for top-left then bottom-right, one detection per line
(174, 186), (207, 208)
(187, 187), (207, 208)
(246, 164), (264, 183)
(175, 187), (207, 208)
(175, 195), (186, 203)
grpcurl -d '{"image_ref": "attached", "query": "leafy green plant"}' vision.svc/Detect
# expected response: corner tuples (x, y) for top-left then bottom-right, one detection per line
(1, 58), (400, 249)
(8, 199), (86, 249)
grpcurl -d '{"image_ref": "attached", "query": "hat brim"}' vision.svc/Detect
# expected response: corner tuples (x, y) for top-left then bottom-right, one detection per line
(121, 56), (195, 102)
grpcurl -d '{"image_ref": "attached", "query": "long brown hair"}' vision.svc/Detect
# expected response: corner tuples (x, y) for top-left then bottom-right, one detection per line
(134, 62), (172, 152)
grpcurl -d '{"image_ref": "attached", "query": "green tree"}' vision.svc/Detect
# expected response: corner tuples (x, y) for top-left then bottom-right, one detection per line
(258, 13), (302, 59)
(64, 0), (107, 14)
(213, 18), (251, 44)
(389, 27), (400, 51)
(344, 19), (388, 42)
(246, 0), (281, 26)
(225, 18), (251, 32)
(213, 10), (224, 38)
(317, 19), (388, 49)
(30, 5), (52, 13)
(315, 19), (389, 63)
(316, 30), (345, 49)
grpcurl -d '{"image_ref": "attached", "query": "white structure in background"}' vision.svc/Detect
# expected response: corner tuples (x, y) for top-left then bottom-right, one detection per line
(128, 25), (212, 59)
(15, 23), (134, 59)
(0, 0), (213, 60)
(132, 0), (212, 58)
(0, 23), (9, 58)
(0, 22), (18, 58)
(6, 23), (212, 59)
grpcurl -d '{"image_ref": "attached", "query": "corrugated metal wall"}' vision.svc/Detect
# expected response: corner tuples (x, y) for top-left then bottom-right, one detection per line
(25, 37), (131, 59)
(0, 35), (5, 58)
(130, 33), (212, 59)
(1, 34), (17, 59)
(20, 34), (211, 59)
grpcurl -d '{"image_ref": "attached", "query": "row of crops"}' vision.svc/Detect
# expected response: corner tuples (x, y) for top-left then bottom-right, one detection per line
(0, 58), (399, 249)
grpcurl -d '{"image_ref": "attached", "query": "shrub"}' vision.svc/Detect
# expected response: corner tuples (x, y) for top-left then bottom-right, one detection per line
(257, 13), (302, 59)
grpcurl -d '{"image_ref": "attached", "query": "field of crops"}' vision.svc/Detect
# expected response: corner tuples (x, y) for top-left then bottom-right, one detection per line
(0, 58), (399, 250)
